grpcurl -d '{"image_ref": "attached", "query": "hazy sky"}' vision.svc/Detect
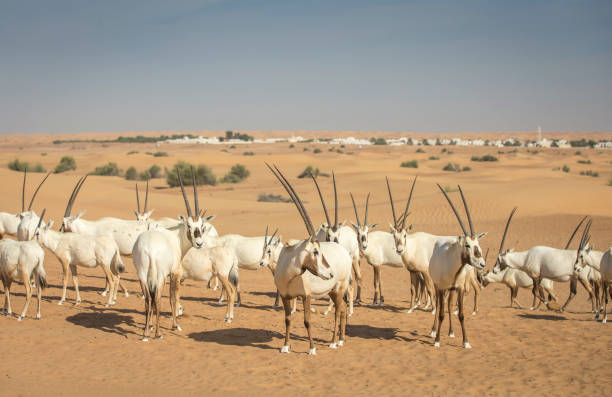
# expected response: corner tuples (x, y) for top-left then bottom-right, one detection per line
(1, 0), (611, 134)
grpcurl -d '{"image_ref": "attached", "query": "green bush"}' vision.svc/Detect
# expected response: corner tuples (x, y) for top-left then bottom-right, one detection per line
(577, 159), (591, 164)
(289, 144), (295, 148)
(139, 170), (151, 181)
(372, 138), (387, 145)
(127, 150), (138, 155)
(8, 159), (46, 173)
(562, 165), (570, 173)
(400, 160), (418, 168)
(243, 151), (255, 156)
(41, 152), (47, 156)
(429, 156), (440, 160)
(92, 162), (121, 176)
(149, 164), (162, 178)
(471, 155), (498, 162)
(443, 163), (461, 172)
(579, 170), (599, 177)
(229, 145), (236, 149)
(258, 193), (291, 202)
(221, 164), (250, 183)
(314, 148), (322, 154)
(125, 166), (138, 180)
(441, 148), (447, 153)
(298, 166), (319, 178)
(166, 161), (216, 187)
(462, 166), (472, 171)
(54, 156), (76, 173)
(152, 152), (168, 157)
(416, 148), (425, 153)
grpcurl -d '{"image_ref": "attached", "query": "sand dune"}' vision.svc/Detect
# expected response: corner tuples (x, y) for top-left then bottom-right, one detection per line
(0, 133), (611, 396)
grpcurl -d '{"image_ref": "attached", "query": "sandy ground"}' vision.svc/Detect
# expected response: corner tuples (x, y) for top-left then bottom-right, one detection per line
(0, 132), (611, 396)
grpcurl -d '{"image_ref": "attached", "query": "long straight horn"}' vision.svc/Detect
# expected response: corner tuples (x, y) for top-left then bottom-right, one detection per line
(22, 169), (27, 212)
(400, 176), (417, 230)
(270, 228), (278, 243)
(135, 183), (141, 214)
(364, 193), (370, 226)
(499, 207), (518, 254)
(350, 193), (361, 226)
(264, 225), (269, 245)
(64, 177), (82, 218)
(333, 172), (338, 228)
(177, 167), (193, 218)
(144, 179), (149, 213)
(436, 183), (468, 236)
(484, 248), (490, 263)
(191, 166), (200, 217)
(386, 177), (398, 228)
(311, 174), (331, 227)
(36, 208), (46, 230)
(565, 215), (588, 249)
(65, 175), (88, 218)
(266, 163), (315, 237)
(579, 219), (593, 251)
(458, 185), (475, 237)
(27, 172), (51, 211)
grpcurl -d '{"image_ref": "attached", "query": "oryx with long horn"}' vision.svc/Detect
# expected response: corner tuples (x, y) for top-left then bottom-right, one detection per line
(267, 164), (352, 355)
(312, 173), (362, 306)
(429, 184), (488, 348)
(16, 169), (52, 241)
(132, 166), (211, 340)
(493, 216), (598, 312)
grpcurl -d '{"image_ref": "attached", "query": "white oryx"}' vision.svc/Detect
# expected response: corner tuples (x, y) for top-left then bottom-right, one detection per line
(429, 184), (487, 349)
(493, 216), (596, 312)
(0, 212), (20, 239)
(387, 177), (439, 314)
(36, 217), (126, 307)
(349, 192), (427, 311)
(267, 164), (352, 355)
(132, 167), (209, 340)
(482, 268), (555, 309)
(0, 210), (47, 320)
(16, 170), (51, 241)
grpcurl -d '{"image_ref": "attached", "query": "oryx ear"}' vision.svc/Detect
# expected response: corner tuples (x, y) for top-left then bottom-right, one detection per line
(339, 220), (346, 227)
(205, 214), (216, 222)
(509, 248), (514, 253)
(18, 213), (25, 220)
(350, 222), (359, 231)
(275, 235), (283, 245)
(76, 211), (85, 219)
(146, 209), (155, 217)
(407, 224), (414, 231)
(589, 244), (594, 251)
(321, 222), (329, 229)
(178, 214), (187, 222)
(389, 223), (396, 233)
(477, 232), (488, 239)
(134, 210), (139, 218)
(46, 220), (55, 229)
(369, 223), (378, 229)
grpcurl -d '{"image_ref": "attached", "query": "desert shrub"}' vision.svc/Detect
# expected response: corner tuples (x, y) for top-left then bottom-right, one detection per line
(149, 164), (162, 178)
(579, 170), (599, 177)
(221, 149), (228, 153)
(152, 152), (168, 157)
(257, 193), (291, 203)
(166, 161), (216, 187)
(575, 151), (582, 155)
(429, 156), (440, 160)
(400, 160), (418, 168)
(54, 156), (76, 173)
(471, 155), (498, 162)
(125, 166), (138, 180)
(298, 166), (319, 178)
(577, 159), (591, 164)
(289, 144), (295, 148)
(41, 152), (47, 156)
(462, 166), (472, 171)
(8, 159), (46, 173)
(340, 145), (345, 148)
(371, 138), (387, 145)
(243, 151), (255, 156)
(127, 150), (138, 155)
(139, 170), (151, 181)
(562, 165), (570, 173)
(229, 145), (236, 149)
(221, 164), (250, 183)
(416, 148), (425, 153)
(92, 162), (121, 176)
(443, 163), (461, 172)
(441, 148), (447, 153)
(314, 148), (322, 154)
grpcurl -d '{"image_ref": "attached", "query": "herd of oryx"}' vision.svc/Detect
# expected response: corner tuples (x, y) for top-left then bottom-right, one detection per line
(0, 164), (610, 354)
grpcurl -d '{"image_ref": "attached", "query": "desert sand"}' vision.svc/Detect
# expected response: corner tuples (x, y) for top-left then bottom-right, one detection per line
(0, 131), (611, 396)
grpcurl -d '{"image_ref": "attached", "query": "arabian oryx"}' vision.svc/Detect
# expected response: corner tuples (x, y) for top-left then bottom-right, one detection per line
(493, 216), (596, 312)
(15, 170), (51, 241)
(311, 173), (361, 303)
(429, 184), (487, 349)
(267, 164), (352, 355)
(132, 167), (211, 341)
(310, 173), (355, 316)
(387, 177), (441, 314)
(573, 221), (610, 322)
(349, 192), (427, 311)
(0, 210), (47, 320)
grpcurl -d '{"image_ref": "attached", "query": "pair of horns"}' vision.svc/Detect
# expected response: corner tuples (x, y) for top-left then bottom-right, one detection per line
(135, 180), (149, 214)
(64, 175), (88, 218)
(21, 170), (51, 213)
(266, 163), (316, 238)
(387, 176), (417, 230)
(498, 207), (518, 255)
(577, 218), (593, 252)
(177, 166), (201, 219)
(264, 225), (279, 246)
(311, 172), (338, 230)
(436, 184), (475, 237)
(564, 215), (589, 250)
(36, 208), (46, 230)
(350, 192), (370, 227)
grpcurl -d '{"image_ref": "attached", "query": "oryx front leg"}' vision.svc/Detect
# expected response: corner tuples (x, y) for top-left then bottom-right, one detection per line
(280, 297), (292, 353)
(303, 296), (316, 355)
(69, 264), (81, 305)
(457, 289), (470, 348)
(18, 269), (33, 321)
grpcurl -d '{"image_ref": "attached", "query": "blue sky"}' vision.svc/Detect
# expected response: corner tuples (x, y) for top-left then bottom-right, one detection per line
(1, 0), (610, 134)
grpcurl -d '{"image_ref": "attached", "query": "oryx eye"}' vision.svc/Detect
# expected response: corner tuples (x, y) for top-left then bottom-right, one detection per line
(313, 249), (319, 256)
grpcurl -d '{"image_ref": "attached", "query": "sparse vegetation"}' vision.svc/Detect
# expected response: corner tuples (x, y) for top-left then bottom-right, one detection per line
(229, 145), (236, 149)
(370, 137), (387, 145)
(125, 166), (138, 180)
(303, 147), (309, 152)
(8, 159), (46, 173)
(298, 166), (319, 178)
(221, 164), (250, 183)
(462, 166), (472, 172)
(577, 159), (591, 164)
(166, 161), (216, 187)
(127, 150), (138, 155)
(400, 160), (418, 168)
(442, 163), (463, 172)
(220, 130), (254, 142)
(243, 151), (254, 156)
(471, 155), (499, 162)
(441, 148), (447, 153)
(54, 156), (76, 173)
(579, 170), (599, 177)
(53, 134), (198, 145)
(429, 156), (440, 160)
(416, 148), (425, 153)
(289, 144), (295, 148)
(562, 165), (570, 173)
(139, 170), (151, 181)
(149, 164), (162, 178)
(575, 151), (582, 155)
(314, 148), (322, 154)
(257, 193), (292, 203)
(152, 152), (168, 157)
(92, 162), (121, 176)
(41, 152), (47, 156)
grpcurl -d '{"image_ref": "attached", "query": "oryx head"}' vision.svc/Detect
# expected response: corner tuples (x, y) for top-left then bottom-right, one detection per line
(134, 180), (155, 221)
(437, 184), (488, 270)
(386, 176), (417, 255)
(267, 163), (334, 281)
(350, 192), (377, 251)
(16, 170), (51, 241)
(311, 172), (345, 243)
(260, 226), (282, 269)
(492, 207), (518, 273)
(493, 248), (515, 273)
(573, 218), (593, 274)
(177, 166), (212, 249)
(60, 175), (88, 233)
(33, 209), (49, 245)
